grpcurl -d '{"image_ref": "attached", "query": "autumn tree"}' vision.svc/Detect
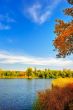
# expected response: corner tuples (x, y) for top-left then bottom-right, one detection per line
(53, 0), (73, 57)
(67, 0), (73, 4)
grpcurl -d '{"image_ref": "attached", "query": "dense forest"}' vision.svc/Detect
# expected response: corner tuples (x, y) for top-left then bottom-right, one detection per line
(0, 68), (73, 79)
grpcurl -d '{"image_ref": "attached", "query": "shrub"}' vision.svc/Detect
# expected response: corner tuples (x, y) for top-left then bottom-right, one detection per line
(33, 83), (73, 110)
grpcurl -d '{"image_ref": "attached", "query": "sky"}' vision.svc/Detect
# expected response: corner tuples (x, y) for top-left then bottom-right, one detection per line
(0, 0), (73, 70)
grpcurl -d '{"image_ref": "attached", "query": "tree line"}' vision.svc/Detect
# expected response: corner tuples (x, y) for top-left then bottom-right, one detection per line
(0, 68), (73, 79)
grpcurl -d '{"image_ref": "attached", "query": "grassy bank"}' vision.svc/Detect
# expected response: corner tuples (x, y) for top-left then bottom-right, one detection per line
(33, 78), (73, 110)
(52, 78), (73, 87)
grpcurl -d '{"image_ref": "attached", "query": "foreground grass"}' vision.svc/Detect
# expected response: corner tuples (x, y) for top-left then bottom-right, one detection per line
(33, 78), (73, 110)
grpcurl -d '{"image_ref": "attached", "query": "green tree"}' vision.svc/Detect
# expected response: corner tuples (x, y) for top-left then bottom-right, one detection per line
(44, 69), (48, 78)
(26, 68), (33, 78)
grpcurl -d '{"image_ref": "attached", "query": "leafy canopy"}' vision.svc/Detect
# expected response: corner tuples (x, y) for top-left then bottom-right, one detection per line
(53, 0), (73, 57)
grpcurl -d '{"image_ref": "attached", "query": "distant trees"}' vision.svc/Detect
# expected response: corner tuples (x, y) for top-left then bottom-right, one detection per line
(26, 68), (73, 79)
(53, 0), (73, 57)
(44, 69), (49, 78)
(26, 68), (33, 78)
(0, 68), (73, 79)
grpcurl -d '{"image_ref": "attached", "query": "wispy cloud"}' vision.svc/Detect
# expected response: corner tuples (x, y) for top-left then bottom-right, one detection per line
(26, 3), (51, 24)
(0, 22), (10, 30)
(0, 13), (16, 30)
(7, 38), (13, 43)
(25, 0), (61, 24)
(0, 14), (15, 23)
(0, 51), (73, 70)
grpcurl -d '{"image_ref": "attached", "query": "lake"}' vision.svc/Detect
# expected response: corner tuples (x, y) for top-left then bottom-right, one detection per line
(0, 79), (52, 110)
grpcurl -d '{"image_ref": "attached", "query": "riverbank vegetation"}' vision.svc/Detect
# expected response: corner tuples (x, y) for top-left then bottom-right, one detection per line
(0, 68), (73, 79)
(52, 78), (73, 87)
(33, 78), (73, 110)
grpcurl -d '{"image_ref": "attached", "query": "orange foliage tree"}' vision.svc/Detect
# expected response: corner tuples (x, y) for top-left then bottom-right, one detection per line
(53, 0), (73, 57)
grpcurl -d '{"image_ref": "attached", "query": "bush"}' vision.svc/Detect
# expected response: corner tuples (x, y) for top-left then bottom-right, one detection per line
(33, 84), (73, 110)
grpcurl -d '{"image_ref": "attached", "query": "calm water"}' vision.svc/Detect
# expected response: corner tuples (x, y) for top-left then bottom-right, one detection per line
(0, 79), (52, 110)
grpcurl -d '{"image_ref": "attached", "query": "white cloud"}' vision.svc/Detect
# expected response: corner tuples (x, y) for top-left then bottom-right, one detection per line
(0, 51), (73, 70)
(25, 0), (61, 24)
(27, 3), (51, 24)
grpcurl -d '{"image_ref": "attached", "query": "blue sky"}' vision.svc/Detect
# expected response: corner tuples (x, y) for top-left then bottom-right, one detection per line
(0, 0), (73, 70)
